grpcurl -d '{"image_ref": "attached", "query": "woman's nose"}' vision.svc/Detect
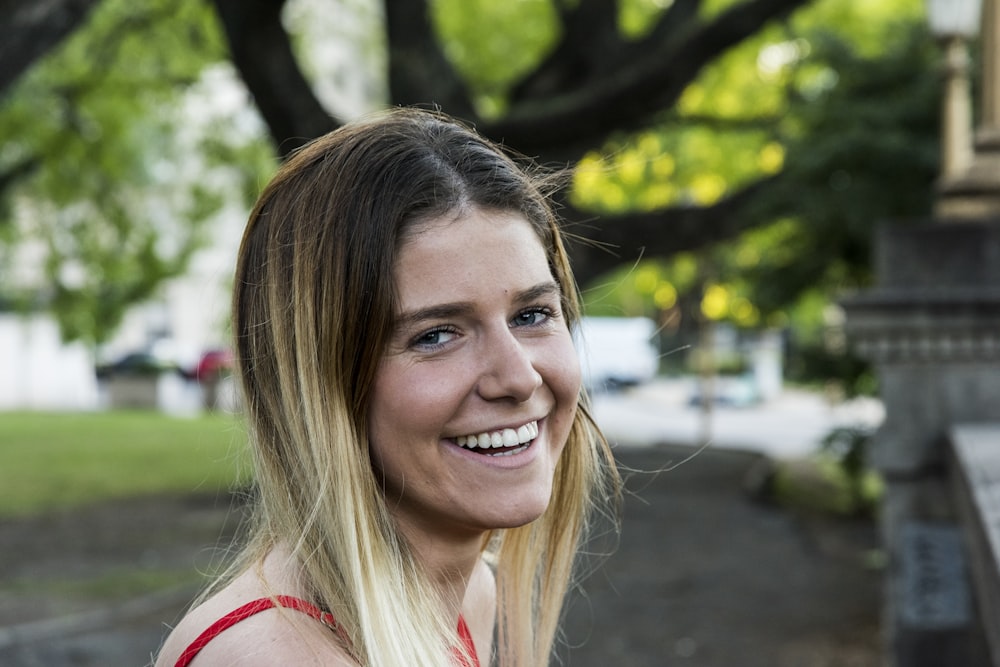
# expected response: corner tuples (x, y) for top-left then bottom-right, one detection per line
(476, 327), (543, 402)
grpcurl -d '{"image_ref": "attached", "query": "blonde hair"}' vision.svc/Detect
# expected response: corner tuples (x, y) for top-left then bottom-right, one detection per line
(226, 107), (620, 666)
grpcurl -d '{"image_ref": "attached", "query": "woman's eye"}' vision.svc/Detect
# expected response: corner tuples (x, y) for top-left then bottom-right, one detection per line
(512, 307), (552, 327)
(412, 327), (457, 349)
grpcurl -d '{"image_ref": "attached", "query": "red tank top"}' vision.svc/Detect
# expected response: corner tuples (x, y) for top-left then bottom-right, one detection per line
(172, 595), (480, 667)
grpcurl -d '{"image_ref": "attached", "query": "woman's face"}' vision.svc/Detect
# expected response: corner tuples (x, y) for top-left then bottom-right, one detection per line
(368, 207), (581, 543)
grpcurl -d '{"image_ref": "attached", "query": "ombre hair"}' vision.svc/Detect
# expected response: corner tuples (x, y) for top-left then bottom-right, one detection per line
(228, 107), (620, 666)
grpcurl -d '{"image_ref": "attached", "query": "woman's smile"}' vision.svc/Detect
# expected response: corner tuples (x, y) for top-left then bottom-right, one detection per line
(442, 418), (547, 470)
(453, 419), (539, 455)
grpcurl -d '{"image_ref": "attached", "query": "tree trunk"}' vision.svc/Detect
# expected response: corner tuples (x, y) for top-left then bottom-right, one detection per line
(211, 0), (338, 155)
(0, 0), (102, 96)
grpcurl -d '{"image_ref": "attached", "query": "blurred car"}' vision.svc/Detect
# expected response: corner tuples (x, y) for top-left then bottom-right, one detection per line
(194, 348), (234, 383)
(95, 351), (182, 380)
(687, 374), (760, 408)
(575, 316), (659, 393)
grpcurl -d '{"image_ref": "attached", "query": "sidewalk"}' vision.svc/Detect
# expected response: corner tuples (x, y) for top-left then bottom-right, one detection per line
(592, 378), (884, 459)
(560, 445), (882, 667)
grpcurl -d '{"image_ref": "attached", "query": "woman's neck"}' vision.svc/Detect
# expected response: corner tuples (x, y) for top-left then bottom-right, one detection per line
(395, 523), (486, 620)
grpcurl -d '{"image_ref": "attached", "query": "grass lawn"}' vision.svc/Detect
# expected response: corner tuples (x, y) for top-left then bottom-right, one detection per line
(0, 410), (250, 518)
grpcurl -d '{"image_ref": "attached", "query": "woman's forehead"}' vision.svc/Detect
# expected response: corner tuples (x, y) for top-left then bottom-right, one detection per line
(392, 209), (554, 308)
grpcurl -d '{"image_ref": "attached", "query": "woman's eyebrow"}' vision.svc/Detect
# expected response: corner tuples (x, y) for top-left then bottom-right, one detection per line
(394, 303), (474, 332)
(394, 282), (563, 332)
(514, 281), (562, 305)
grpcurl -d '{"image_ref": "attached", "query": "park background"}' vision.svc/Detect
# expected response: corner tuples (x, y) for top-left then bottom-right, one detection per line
(1, 0), (993, 665)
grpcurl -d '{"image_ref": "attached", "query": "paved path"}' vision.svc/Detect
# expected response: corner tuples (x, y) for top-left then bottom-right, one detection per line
(592, 379), (884, 458)
(560, 446), (881, 667)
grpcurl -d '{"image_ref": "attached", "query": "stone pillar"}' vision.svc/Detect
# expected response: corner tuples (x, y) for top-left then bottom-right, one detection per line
(843, 221), (1000, 666)
(938, 36), (975, 181)
(981, 0), (1000, 137)
(937, 0), (1000, 219)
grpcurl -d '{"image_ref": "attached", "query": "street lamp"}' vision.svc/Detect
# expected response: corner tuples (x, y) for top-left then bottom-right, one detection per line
(927, 0), (982, 36)
(927, 0), (982, 181)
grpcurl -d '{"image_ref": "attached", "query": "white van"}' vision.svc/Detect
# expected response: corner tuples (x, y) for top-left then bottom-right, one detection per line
(575, 316), (659, 393)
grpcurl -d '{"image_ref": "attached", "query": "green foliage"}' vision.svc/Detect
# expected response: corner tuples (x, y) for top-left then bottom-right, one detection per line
(574, 0), (931, 218)
(771, 451), (883, 517)
(584, 257), (696, 318)
(572, 127), (780, 213)
(618, 0), (672, 38)
(0, 410), (249, 518)
(798, 425), (882, 517)
(431, 0), (683, 114)
(432, 0), (560, 116)
(737, 24), (938, 391)
(792, 0), (925, 57)
(0, 0), (275, 345)
(576, 0), (938, 389)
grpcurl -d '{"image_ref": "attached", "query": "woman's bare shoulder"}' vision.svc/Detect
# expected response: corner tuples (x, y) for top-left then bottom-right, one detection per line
(154, 567), (355, 667)
(159, 605), (355, 666)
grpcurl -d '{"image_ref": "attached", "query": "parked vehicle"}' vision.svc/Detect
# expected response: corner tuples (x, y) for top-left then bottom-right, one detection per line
(194, 348), (234, 383)
(194, 348), (235, 411)
(575, 316), (659, 392)
(95, 351), (183, 379)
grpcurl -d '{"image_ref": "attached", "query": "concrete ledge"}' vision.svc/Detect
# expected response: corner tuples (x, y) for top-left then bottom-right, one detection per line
(949, 423), (1000, 664)
(873, 220), (1000, 289)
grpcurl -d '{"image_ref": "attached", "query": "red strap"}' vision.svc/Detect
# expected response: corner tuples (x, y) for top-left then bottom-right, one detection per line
(455, 614), (481, 667)
(173, 595), (479, 667)
(173, 595), (339, 667)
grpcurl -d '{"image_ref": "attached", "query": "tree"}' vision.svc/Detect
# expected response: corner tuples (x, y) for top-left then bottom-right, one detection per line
(0, 0), (274, 346)
(212, 0), (813, 284)
(0, 0), (939, 354)
(575, 9), (940, 391)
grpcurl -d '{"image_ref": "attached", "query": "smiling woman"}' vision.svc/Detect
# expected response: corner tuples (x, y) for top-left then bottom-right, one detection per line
(153, 107), (621, 667)
(371, 209), (582, 544)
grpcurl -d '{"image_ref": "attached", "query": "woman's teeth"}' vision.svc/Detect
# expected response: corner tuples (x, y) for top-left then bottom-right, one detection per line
(455, 421), (538, 455)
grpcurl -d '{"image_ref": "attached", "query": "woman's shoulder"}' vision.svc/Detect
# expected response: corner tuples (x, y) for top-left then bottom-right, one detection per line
(154, 568), (355, 667)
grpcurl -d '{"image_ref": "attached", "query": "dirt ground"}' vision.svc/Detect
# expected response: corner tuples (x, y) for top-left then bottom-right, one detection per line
(0, 444), (883, 667)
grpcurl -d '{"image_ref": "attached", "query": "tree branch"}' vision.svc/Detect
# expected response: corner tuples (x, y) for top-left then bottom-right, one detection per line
(0, 156), (41, 207)
(564, 173), (783, 286)
(509, 0), (623, 101)
(211, 0), (338, 156)
(0, 0), (102, 97)
(481, 0), (812, 162)
(384, 0), (474, 119)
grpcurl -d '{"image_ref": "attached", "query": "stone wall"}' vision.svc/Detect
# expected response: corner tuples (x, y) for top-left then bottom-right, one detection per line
(843, 219), (1000, 666)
